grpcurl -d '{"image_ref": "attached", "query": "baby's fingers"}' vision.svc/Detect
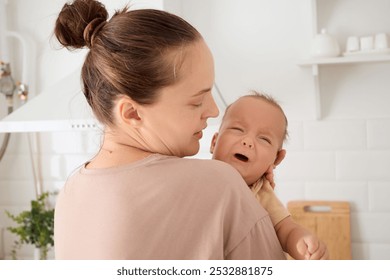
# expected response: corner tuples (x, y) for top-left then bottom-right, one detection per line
(309, 241), (329, 260)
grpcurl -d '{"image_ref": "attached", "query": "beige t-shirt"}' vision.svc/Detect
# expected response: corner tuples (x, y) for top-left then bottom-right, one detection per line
(251, 178), (290, 226)
(54, 154), (286, 260)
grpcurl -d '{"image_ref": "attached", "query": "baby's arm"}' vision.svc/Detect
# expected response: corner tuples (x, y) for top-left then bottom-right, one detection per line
(252, 178), (329, 260)
(274, 216), (329, 260)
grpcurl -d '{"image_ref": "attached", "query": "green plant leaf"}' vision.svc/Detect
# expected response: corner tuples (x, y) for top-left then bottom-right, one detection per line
(5, 192), (55, 259)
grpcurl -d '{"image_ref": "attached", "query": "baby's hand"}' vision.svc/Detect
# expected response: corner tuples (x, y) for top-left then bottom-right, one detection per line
(296, 235), (329, 260)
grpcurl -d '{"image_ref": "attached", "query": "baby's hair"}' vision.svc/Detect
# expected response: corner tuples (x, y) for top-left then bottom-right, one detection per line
(223, 90), (289, 142)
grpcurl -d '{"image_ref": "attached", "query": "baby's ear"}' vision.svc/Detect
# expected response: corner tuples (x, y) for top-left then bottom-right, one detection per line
(210, 133), (219, 154)
(273, 149), (286, 167)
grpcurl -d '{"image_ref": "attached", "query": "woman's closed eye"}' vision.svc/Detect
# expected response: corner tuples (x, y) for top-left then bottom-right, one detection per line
(190, 95), (205, 108)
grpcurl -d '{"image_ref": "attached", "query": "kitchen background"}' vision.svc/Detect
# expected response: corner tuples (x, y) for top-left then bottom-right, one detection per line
(0, 0), (389, 259)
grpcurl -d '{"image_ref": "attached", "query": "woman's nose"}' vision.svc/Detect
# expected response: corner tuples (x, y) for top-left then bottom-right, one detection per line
(204, 93), (219, 118)
(241, 138), (254, 149)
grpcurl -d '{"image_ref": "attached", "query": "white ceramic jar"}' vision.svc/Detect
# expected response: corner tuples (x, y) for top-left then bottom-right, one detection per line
(311, 28), (341, 58)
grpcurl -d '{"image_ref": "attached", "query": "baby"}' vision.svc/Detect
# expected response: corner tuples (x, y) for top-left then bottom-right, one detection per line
(210, 91), (329, 260)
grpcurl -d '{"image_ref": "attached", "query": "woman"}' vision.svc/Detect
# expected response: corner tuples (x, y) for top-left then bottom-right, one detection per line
(53, 0), (286, 260)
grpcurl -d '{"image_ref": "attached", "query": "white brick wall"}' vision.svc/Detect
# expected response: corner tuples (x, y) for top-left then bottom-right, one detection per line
(367, 120), (390, 149)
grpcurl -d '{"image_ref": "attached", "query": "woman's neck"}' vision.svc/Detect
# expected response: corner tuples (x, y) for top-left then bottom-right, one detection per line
(86, 131), (154, 169)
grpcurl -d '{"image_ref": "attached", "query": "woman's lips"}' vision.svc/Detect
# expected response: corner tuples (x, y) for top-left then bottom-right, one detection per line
(194, 126), (206, 139)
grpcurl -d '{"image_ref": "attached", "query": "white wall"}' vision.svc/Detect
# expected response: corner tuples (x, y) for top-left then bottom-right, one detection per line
(0, 0), (389, 259)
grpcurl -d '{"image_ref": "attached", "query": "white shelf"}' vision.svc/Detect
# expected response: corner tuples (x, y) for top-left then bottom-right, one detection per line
(299, 0), (390, 119)
(298, 54), (390, 66)
(0, 69), (101, 133)
(297, 54), (390, 119)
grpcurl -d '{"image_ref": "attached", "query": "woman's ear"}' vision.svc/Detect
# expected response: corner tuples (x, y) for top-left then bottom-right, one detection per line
(116, 96), (142, 127)
(210, 133), (219, 154)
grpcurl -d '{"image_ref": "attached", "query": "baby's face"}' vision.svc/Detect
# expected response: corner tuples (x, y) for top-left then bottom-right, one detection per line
(210, 97), (286, 185)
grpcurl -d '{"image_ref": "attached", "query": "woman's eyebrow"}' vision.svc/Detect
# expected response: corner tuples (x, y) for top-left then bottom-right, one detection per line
(192, 87), (212, 97)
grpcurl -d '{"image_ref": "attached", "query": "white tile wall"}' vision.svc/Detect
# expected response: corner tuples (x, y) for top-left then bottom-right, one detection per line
(303, 182), (369, 212)
(277, 151), (337, 181)
(336, 151), (390, 181)
(367, 119), (390, 149)
(304, 121), (367, 150)
(368, 182), (390, 212)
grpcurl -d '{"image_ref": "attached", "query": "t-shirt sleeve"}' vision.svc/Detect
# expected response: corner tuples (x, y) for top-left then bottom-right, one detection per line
(225, 215), (287, 260)
(214, 164), (286, 260)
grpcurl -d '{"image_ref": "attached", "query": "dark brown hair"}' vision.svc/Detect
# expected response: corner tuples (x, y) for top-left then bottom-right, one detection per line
(54, 0), (202, 125)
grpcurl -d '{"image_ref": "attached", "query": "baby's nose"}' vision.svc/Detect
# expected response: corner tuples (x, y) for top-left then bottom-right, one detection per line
(241, 138), (253, 149)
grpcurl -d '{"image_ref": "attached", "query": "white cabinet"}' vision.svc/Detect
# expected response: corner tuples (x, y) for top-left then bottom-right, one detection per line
(298, 0), (390, 119)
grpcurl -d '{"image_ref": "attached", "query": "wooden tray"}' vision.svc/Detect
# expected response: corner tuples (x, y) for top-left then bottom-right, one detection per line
(287, 200), (351, 260)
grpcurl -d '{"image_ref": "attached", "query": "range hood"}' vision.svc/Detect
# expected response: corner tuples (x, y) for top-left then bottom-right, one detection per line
(0, 69), (100, 133)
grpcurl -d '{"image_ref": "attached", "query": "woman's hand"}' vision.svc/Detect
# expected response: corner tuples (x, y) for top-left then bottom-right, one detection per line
(264, 165), (276, 189)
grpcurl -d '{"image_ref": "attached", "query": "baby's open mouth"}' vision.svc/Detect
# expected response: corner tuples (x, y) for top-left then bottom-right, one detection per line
(234, 153), (249, 162)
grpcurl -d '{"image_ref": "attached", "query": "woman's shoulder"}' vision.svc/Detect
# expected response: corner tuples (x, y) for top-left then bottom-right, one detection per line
(155, 155), (260, 207)
(161, 155), (242, 179)
(159, 156), (249, 191)
(188, 157), (238, 172)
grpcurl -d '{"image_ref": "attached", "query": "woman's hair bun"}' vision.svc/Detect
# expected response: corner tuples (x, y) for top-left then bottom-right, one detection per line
(54, 0), (108, 49)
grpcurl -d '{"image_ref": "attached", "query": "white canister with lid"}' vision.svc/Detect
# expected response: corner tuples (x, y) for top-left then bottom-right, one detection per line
(311, 28), (341, 58)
